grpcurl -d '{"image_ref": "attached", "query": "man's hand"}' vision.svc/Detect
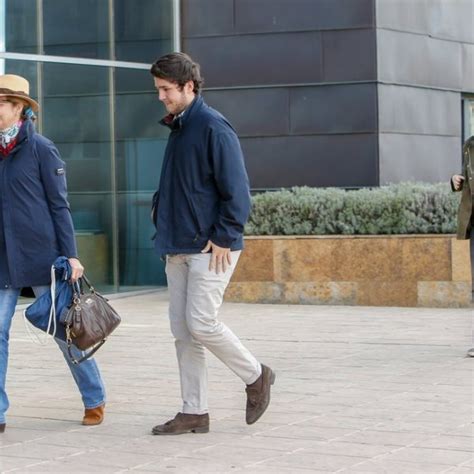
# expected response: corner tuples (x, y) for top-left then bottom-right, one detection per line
(201, 240), (232, 274)
(452, 174), (465, 191)
(68, 258), (84, 283)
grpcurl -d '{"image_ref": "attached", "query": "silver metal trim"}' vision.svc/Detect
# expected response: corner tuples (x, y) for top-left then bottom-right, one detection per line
(36, 0), (44, 131)
(0, 52), (150, 69)
(108, 0), (119, 292)
(172, 0), (181, 51)
(0, 0), (5, 74)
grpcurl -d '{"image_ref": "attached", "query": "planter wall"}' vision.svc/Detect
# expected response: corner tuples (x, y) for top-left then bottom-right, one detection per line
(226, 235), (472, 308)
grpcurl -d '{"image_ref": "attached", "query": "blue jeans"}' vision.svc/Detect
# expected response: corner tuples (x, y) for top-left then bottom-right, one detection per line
(0, 286), (106, 424)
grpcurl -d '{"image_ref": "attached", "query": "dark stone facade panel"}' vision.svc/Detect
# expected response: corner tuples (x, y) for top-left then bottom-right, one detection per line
(235, 0), (374, 34)
(378, 85), (461, 136)
(183, 32), (323, 87)
(181, 0), (234, 37)
(376, 0), (474, 45)
(462, 43), (474, 93)
(241, 134), (378, 188)
(290, 84), (377, 135)
(379, 134), (461, 184)
(322, 29), (377, 81)
(203, 88), (290, 137)
(377, 29), (462, 90)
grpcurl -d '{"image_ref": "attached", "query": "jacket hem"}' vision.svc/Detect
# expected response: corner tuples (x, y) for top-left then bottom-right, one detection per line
(156, 244), (244, 256)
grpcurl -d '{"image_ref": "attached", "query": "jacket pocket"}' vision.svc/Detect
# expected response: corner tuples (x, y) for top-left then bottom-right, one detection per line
(189, 195), (204, 231)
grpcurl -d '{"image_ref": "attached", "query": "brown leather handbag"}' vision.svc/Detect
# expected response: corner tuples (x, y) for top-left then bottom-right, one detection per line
(62, 275), (121, 364)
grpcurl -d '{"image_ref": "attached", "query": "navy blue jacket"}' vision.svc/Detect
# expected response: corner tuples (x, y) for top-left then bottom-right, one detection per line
(0, 120), (77, 288)
(153, 95), (251, 255)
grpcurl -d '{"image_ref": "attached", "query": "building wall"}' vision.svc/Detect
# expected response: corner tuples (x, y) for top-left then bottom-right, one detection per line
(181, 0), (379, 188)
(182, 0), (474, 188)
(376, 0), (474, 184)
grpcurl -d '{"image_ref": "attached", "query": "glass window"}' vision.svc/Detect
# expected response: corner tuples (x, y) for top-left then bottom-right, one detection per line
(0, 0), (175, 292)
(4, 0), (174, 62)
(118, 193), (166, 288)
(3, 60), (38, 97)
(42, 0), (110, 58)
(41, 62), (115, 289)
(42, 63), (112, 193)
(4, 0), (38, 54)
(115, 68), (167, 288)
(114, 0), (173, 63)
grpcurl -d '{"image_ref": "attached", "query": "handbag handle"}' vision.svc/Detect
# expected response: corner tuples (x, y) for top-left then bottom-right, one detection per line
(66, 339), (107, 365)
(80, 274), (95, 292)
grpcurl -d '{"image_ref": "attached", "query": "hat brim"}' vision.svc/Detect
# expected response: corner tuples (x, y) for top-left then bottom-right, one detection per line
(0, 92), (39, 113)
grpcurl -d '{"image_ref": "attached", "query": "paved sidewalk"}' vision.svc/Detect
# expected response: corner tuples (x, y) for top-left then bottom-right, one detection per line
(0, 291), (472, 473)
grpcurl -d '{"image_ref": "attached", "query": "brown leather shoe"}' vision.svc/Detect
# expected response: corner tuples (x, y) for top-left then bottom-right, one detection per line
(246, 364), (275, 425)
(0, 423), (5, 433)
(152, 412), (209, 435)
(82, 403), (105, 426)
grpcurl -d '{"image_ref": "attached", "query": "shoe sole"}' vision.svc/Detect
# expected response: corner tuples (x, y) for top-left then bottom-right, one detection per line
(152, 426), (210, 435)
(247, 370), (276, 425)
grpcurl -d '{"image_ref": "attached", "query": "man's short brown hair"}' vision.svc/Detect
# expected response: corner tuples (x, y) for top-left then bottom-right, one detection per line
(150, 52), (204, 94)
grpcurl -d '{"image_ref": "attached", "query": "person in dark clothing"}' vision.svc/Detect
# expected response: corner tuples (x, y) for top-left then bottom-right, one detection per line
(0, 75), (106, 433)
(150, 53), (275, 435)
(451, 135), (474, 357)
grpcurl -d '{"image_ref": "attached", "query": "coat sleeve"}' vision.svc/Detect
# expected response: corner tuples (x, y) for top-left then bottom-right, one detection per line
(209, 131), (252, 248)
(36, 139), (78, 258)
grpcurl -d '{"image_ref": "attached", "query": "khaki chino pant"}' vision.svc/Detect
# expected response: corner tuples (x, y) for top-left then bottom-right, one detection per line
(166, 251), (261, 415)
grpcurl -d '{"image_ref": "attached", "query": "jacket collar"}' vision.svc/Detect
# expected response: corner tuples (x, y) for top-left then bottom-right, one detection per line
(159, 95), (203, 131)
(8, 119), (34, 157)
(16, 119), (35, 143)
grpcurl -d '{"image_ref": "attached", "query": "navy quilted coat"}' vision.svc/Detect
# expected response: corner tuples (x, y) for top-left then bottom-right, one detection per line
(0, 120), (77, 288)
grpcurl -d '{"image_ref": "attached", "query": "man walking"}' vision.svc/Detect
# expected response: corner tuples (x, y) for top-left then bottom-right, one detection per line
(150, 52), (275, 434)
(451, 135), (474, 357)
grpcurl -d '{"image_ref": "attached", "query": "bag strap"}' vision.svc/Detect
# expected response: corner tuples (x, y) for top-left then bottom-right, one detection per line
(80, 274), (95, 292)
(66, 339), (107, 365)
(23, 263), (59, 345)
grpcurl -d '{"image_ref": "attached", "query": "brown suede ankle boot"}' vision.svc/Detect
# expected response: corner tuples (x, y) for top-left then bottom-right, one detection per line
(82, 403), (105, 426)
(0, 423), (5, 433)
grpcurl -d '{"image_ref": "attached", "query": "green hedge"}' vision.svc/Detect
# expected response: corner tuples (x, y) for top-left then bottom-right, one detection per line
(245, 183), (460, 236)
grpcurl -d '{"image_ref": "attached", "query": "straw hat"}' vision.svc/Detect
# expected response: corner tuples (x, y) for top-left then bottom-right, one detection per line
(0, 74), (39, 112)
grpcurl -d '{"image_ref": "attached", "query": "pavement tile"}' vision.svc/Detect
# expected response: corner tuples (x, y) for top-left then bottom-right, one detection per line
(340, 429), (435, 446)
(445, 468), (474, 474)
(0, 456), (46, 472)
(133, 456), (248, 473)
(0, 291), (471, 474)
(0, 442), (84, 460)
(379, 446), (473, 465)
(413, 435), (474, 452)
(339, 459), (455, 472)
(252, 450), (368, 471)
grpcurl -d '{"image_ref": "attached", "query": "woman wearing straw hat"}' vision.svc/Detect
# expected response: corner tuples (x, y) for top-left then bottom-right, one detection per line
(0, 75), (106, 433)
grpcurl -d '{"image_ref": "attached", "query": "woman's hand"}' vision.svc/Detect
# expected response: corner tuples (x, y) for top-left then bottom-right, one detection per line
(452, 174), (465, 191)
(68, 258), (84, 283)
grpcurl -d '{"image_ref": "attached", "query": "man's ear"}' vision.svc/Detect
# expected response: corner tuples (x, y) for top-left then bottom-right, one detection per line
(185, 80), (195, 94)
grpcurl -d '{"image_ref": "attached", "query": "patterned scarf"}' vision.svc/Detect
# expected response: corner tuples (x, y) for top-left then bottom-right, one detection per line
(0, 120), (22, 157)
